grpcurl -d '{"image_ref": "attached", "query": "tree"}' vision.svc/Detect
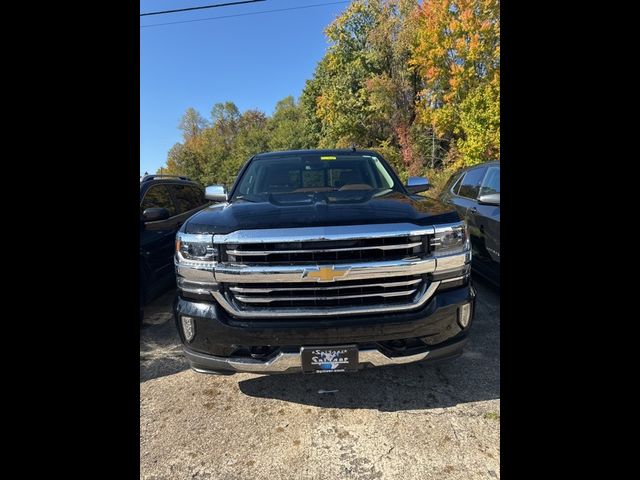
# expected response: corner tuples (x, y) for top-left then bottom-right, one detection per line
(156, 0), (500, 195)
(268, 96), (315, 151)
(411, 0), (500, 167)
(301, 1), (426, 175)
(178, 107), (208, 141)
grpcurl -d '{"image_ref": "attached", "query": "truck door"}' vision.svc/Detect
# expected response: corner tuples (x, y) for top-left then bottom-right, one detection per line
(455, 166), (488, 263)
(475, 166), (500, 283)
(140, 184), (179, 282)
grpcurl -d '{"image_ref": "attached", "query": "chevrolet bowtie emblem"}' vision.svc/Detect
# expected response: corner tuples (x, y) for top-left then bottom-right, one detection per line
(302, 266), (350, 282)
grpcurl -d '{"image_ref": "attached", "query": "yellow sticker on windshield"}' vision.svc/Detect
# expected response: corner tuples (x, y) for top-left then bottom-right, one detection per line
(320, 156), (336, 160)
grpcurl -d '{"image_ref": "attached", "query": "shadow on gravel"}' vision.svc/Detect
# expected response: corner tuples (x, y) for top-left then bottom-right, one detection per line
(140, 290), (189, 382)
(238, 276), (500, 411)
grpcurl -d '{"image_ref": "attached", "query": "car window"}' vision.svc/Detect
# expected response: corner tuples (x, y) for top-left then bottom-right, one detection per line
(452, 174), (464, 194)
(447, 172), (464, 195)
(141, 185), (176, 216)
(234, 154), (396, 198)
(189, 186), (206, 206)
(458, 167), (487, 199)
(479, 167), (500, 196)
(171, 184), (204, 214)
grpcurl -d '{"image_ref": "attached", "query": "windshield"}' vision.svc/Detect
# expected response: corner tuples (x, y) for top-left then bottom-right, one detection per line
(233, 154), (398, 200)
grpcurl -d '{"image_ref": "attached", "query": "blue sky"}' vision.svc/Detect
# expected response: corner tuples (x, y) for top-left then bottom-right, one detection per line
(140, 0), (351, 176)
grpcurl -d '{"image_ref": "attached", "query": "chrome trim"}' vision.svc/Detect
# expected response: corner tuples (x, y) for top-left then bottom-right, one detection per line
(450, 172), (466, 196)
(185, 347), (430, 373)
(361, 349), (430, 366)
(214, 249), (468, 284)
(431, 265), (470, 278)
(212, 281), (440, 318)
(189, 350), (301, 373)
(180, 287), (215, 295)
(407, 176), (430, 187)
(435, 251), (472, 271)
(177, 232), (214, 244)
(439, 275), (467, 284)
(406, 176), (430, 194)
(177, 277), (218, 295)
(228, 278), (422, 293)
(226, 241), (422, 256)
(177, 277), (218, 288)
(175, 262), (216, 283)
(205, 185), (227, 202)
(213, 223), (436, 244)
(433, 222), (466, 235)
(214, 257), (437, 283)
(233, 288), (418, 304)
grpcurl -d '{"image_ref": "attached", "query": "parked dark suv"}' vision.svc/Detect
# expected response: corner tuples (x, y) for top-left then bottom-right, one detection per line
(173, 149), (476, 375)
(440, 161), (500, 285)
(140, 175), (209, 325)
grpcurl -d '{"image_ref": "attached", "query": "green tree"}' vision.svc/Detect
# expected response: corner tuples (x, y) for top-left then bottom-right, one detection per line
(268, 96), (315, 151)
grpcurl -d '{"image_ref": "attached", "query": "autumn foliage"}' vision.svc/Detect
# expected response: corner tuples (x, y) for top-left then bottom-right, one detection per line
(158, 0), (499, 195)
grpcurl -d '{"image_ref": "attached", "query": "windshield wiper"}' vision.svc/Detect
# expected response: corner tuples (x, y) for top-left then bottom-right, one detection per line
(234, 195), (259, 203)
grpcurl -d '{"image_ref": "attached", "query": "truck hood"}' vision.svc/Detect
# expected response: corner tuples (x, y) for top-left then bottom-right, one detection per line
(183, 190), (460, 235)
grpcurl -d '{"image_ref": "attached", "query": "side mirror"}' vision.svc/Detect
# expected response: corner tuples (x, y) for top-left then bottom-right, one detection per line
(406, 176), (430, 194)
(205, 185), (228, 202)
(142, 207), (170, 222)
(478, 193), (500, 206)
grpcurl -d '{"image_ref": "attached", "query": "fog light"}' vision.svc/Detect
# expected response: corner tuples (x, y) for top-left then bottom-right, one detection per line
(458, 303), (472, 328)
(181, 316), (195, 342)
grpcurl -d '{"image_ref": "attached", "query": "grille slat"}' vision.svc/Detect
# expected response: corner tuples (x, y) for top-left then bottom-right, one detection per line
(226, 274), (426, 311)
(226, 241), (422, 256)
(234, 288), (418, 304)
(223, 235), (430, 265)
(228, 278), (422, 293)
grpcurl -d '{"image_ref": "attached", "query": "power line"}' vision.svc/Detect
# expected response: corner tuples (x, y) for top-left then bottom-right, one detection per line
(140, 0), (266, 17)
(140, 1), (350, 28)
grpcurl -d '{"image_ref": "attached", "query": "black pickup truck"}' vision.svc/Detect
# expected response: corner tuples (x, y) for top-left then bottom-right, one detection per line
(173, 149), (475, 375)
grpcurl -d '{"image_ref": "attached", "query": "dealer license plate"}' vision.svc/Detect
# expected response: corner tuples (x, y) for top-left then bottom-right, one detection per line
(301, 345), (359, 373)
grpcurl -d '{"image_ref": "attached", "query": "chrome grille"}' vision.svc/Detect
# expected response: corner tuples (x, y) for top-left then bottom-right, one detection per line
(222, 235), (430, 265)
(225, 275), (426, 309)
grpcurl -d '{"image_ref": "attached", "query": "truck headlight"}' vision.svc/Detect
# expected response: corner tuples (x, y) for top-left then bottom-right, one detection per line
(430, 224), (470, 256)
(175, 233), (217, 264)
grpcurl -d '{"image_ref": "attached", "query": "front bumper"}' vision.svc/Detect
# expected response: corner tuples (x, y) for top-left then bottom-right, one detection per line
(184, 336), (467, 374)
(174, 282), (476, 375)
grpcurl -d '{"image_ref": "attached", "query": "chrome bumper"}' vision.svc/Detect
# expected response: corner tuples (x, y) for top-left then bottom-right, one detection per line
(185, 346), (435, 374)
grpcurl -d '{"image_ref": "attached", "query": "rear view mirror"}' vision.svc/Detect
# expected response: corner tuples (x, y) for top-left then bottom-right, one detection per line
(142, 207), (170, 222)
(406, 176), (430, 194)
(478, 193), (500, 206)
(205, 185), (228, 202)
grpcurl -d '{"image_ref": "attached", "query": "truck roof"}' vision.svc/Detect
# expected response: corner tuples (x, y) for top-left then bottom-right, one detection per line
(253, 149), (380, 159)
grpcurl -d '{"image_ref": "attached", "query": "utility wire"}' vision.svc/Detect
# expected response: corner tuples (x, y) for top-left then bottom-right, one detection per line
(140, 1), (350, 28)
(141, 0), (266, 17)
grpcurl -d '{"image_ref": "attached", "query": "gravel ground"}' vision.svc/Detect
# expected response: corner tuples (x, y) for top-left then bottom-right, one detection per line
(140, 278), (500, 479)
